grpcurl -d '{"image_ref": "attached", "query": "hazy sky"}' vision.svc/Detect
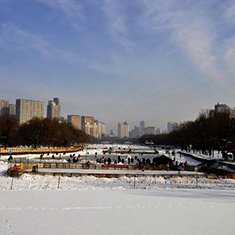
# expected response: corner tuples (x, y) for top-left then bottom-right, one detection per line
(1, 0), (235, 134)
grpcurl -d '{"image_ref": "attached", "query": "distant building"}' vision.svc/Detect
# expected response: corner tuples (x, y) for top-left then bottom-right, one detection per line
(82, 116), (94, 130)
(16, 99), (44, 124)
(118, 121), (129, 138)
(155, 128), (161, 135)
(0, 99), (9, 115)
(68, 115), (102, 138)
(100, 122), (106, 137)
(110, 129), (115, 137)
(91, 122), (98, 138)
(67, 115), (81, 130)
(130, 126), (139, 139)
(82, 116), (98, 137)
(94, 120), (106, 138)
(206, 102), (230, 117)
(142, 126), (155, 135)
(167, 122), (178, 133)
(214, 102), (229, 113)
(47, 97), (61, 119)
(9, 104), (16, 118)
(139, 120), (145, 137)
(147, 126), (155, 135)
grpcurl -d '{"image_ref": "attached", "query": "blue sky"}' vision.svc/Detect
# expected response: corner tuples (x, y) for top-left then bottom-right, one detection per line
(1, 0), (235, 134)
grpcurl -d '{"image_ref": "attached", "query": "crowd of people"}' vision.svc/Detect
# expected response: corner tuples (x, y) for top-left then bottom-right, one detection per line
(7, 149), (188, 172)
(64, 152), (187, 172)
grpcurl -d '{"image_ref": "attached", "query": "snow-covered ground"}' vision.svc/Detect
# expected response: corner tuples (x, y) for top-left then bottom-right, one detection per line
(0, 188), (234, 235)
(0, 160), (235, 235)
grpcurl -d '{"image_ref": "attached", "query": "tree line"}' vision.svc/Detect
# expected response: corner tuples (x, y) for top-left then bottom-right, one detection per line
(0, 115), (90, 148)
(139, 109), (235, 158)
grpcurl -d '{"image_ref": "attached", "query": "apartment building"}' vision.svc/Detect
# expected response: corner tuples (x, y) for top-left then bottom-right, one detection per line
(0, 99), (9, 115)
(67, 115), (81, 130)
(47, 97), (61, 119)
(118, 121), (129, 138)
(16, 99), (44, 124)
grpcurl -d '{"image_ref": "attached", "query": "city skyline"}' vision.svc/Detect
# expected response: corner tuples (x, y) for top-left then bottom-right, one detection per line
(0, 97), (231, 136)
(1, 1), (235, 133)
(0, 96), (174, 134)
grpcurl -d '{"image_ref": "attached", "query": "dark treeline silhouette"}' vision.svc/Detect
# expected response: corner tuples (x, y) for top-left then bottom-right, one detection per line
(139, 109), (235, 159)
(0, 115), (89, 148)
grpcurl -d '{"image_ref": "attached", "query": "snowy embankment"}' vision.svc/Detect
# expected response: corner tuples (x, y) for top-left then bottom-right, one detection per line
(1, 174), (235, 191)
(1, 161), (235, 191)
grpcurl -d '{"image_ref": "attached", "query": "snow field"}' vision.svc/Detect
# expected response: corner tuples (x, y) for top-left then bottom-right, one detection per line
(0, 160), (235, 235)
(0, 189), (234, 235)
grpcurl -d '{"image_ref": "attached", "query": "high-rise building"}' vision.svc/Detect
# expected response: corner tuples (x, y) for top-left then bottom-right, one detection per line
(82, 116), (94, 130)
(130, 126), (139, 139)
(67, 115), (81, 130)
(47, 97), (61, 119)
(16, 99), (44, 124)
(82, 116), (97, 137)
(94, 120), (106, 138)
(92, 123), (98, 138)
(118, 123), (124, 139)
(118, 121), (129, 138)
(167, 122), (178, 133)
(9, 104), (16, 118)
(0, 100), (16, 118)
(0, 99), (9, 115)
(83, 122), (98, 138)
(100, 122), (106, 137)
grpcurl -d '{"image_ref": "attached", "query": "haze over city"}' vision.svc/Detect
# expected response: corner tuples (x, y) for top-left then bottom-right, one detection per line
(1, 0), (235, 133)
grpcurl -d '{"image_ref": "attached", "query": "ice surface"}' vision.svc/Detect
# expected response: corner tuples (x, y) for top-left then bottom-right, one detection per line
(0, 161), (235, 235)
(0, 189), (234, 235)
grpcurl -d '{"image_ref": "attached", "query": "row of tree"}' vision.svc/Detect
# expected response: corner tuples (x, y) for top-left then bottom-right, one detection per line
(0, 115), (90, 148)
(140, 109), (235, 156)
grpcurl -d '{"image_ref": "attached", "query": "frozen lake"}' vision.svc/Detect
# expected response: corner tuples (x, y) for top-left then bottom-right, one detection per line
(0, 161), (235, 235)
(0, 189), (234, 235)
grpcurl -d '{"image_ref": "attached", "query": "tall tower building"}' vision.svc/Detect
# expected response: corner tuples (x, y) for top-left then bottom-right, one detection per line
(16, 99), (44, 124)
(47, 97), (61, 119)
(92, 123), (98, 138)
(67, 115), (81, 130)
(118, 121), (129, 138)
(94, 120), (106, 138)
(100, 122), (106, 138)
(118, 123), (124, 139)
(0, 99), (9, 115)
